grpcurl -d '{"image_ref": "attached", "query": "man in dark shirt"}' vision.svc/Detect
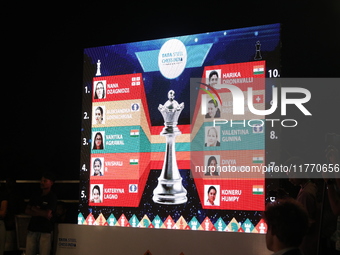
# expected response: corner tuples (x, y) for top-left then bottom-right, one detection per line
(25, 172), (57, 255)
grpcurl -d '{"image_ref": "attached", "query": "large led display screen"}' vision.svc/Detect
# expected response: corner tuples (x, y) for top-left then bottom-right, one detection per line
(79, 23), (281, 232)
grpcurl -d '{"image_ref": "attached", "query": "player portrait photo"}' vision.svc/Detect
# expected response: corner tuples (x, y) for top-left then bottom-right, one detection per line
(205, 96), (221, 119)
(205, 126), (221, 147)
(93, 105), (105, 125)
(90, 184), (103, 203)
(204, 155), (221, 176)
(206, 69), (221, 88)
(204, 185), (220, 206)
(93, 80), (106, 99)
(92, 131), (105, 150)
(91, 157), (104, 176)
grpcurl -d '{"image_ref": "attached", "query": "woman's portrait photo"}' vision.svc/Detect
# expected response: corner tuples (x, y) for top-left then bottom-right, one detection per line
(92, 157), (104, 176)
(93, 106), (105, 124)
(205, 126), (221, 147)
(205, 155), (220, 176)
(92, 132), (104, 150)
(205, 99), (221, 119)
(206, 70), (220, 88)
(94, 81), (106, 99)
(90, 184), (103, 203)
(204, 185), (220, 206)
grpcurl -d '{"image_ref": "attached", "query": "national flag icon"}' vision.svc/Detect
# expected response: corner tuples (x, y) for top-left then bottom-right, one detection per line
(129, 184), (138, 193)
(130, 159), (139, 165)
(130, 129), (140, 137)
(252, 157), (264, 163)
(253, 124), (264, 134)
(253, 94), (264, 104)
(131, 103), (140, 111)
(252, 185), (264, 195)
(131, 76), (141, 86)
(253, 65), (264, 75)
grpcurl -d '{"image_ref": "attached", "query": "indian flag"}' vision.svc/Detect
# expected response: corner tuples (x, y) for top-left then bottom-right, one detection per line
(253, 65), (264, 75)
(130, 159), (139, 165)
(130, 129), (139, 137)
(253, 185), (264, 195)
(252, 157), (264, 164)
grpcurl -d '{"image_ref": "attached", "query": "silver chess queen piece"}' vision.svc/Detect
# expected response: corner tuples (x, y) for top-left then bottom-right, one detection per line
(152, 90), (187, 204)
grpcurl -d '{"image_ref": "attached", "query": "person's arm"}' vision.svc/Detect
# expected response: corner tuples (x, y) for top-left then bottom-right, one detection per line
(25, 204), (52, 219)
(0, 200), (8, 219)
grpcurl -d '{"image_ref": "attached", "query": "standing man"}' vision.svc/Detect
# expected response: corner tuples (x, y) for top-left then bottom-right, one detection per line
(25, 172), (57, 255)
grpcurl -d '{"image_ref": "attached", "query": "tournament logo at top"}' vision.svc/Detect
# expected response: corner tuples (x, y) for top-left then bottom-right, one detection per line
(158, 39), (187, 79)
